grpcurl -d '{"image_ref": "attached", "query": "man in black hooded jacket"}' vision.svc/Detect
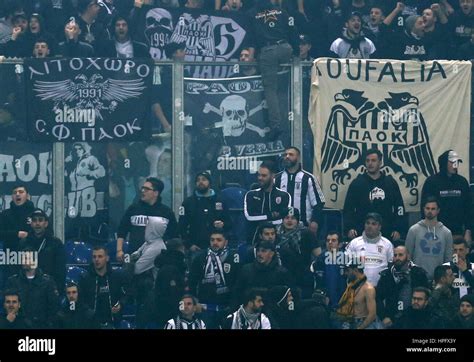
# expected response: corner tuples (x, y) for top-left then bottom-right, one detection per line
(0, 185), (36, 279)
(421, 149), (472, 242)
(78, 246), (129, 328)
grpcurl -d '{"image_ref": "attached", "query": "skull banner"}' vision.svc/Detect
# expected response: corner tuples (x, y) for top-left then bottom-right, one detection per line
(184, 72), (291, 191)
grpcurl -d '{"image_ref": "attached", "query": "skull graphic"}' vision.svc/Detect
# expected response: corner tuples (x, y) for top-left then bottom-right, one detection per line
(220, 95), (248, 137)
(145, 8), (174, 33)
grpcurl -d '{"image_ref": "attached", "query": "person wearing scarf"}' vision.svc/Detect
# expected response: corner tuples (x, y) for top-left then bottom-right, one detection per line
(335, 262), (377, 329)
(164, 294), (206, 329)
(329, 11), (376, 58)
(189, 229), (240, 328)
(222, 288), (271, 329)
(376, 246), (430, 328)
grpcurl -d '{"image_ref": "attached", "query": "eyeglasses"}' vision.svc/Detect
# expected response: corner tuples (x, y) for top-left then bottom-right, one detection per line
(141, 186), (155, 192)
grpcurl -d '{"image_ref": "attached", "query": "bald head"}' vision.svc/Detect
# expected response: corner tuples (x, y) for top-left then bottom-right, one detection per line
(393, 246), (409, 268)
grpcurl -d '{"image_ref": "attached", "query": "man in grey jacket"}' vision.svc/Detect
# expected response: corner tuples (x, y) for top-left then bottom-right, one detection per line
(406, 197), (453, 280)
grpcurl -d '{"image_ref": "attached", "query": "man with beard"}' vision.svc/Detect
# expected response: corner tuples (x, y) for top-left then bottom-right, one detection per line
(20, 209), (66, 291)
(421, 150), (472, 243)
(376, 246), (430, 328)
(244, 162), (291, 244)
(179, 172), (231, 253)
(393, 287), (446, 328)
(346, 213), (394, 287)
(275, 147), (325, 235)
(222, 288), (271, 329)
(451, 294), (474, 328)
(329, 11), (376, 58)
(101, 15), (149, 58)
(0, 185), (36, 280)
(406, 197), (453, 281)
(189, 230), (240, 328)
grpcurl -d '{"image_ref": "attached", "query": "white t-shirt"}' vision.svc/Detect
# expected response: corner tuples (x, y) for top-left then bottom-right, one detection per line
(346, 234), (394, 286)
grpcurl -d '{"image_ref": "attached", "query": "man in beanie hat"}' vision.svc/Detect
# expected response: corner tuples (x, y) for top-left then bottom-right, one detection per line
(329, 11), (376, 58)
(451, 294), (474, 328)
(265, 285), (295, 329)
(116, 176), (178, 261)
(20, 208), (66, 290)
(179, 171), (231, 253)
(421, 149), (472, 242)
(381, 1), (429, 60)
(232, 240), (292, 308)
(276, 208), (321, 296)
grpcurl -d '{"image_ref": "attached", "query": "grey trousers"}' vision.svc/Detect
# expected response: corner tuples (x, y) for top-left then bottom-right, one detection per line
(258, 42), (293, 129)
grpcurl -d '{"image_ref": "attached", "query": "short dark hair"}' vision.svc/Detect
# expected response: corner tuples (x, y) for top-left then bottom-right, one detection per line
(365, 212), (382, 225)
(423, 196), (440, 209)
(243, 288), (266, 305)
(326, 231), (341, 242)
(365, 148), (383, 161)
(258, 222), (277, 235)
(210, 229), (226, 238)
(413, 287), (431, 300)
(453, 236), (469, 249)
(181, 294), (198, 305)
(286, 146), (301, 156)
(66, 282), (78, 290)
(112, 14), (129, 26)
(370, 5), (385, 15)
(12, 184), (28, 194)
(166, 238), (185, 251)
(259, 161), (276, 174)
(434, 265), (451, 284)
(3, 289), (20, 302)
(146, 177), (165, 193)
(92, 245), (108, 255)
(78, 0), (97, 13)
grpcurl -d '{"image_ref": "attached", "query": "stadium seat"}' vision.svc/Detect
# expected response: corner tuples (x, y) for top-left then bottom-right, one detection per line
(66, 266), (88, 284)
(106, 240), (129, 256)
(220, 186), (246, 210)
(66, 241), (92, 265)
(119, 320), (134, 329)
(221, 187), (248, 246)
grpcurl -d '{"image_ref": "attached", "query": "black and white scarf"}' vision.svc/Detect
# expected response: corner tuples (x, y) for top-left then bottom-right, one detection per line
(391, 261), (414, 284)
(170, 316), (205, 330)
(231, 306), (262, 330)
(203, 247), (229, 295)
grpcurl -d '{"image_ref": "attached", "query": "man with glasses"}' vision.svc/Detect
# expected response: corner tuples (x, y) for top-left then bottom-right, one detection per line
(116, 177), (178, 262)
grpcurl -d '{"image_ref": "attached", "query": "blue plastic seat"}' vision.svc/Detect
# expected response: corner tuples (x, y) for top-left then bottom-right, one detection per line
(66, 241), (92, 264)
(66, 266), (88, 284)
(220, 187), (247, 210)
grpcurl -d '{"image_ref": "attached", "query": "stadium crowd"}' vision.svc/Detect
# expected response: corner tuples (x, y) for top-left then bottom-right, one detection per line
(0, 0), (473, 329)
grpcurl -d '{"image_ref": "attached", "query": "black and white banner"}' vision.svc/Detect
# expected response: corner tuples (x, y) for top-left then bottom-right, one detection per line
(65, 142), (108, 240)
(310, 59), (471, 211)
(26, 58), (153, 142)
(0, 142), (53, 215)
(184, 73), (290, 189)
(137, 6), (251, 78)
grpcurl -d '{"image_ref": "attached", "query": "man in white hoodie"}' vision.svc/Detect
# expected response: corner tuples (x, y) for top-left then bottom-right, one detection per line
(406, 197), (453, 281)
(346, 213), (394, 286)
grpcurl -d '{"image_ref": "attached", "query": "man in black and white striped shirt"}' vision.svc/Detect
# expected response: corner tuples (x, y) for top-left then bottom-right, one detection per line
(275, 147), (325, 234)
(164, 294), (206, 330)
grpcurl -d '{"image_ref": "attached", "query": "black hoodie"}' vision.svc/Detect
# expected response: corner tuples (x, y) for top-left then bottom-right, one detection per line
(421, 150), (472, 234)
(78, 263), (129, 325)
(154, 249), (187, 326)
(117, 198), (178, 253)
(0, 199), (35, 251)
(344, 172), (405, 237)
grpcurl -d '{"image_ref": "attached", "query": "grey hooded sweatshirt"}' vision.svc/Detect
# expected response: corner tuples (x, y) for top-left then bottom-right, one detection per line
(132, 217), (167, 275)
(405, 221), (453, 280)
